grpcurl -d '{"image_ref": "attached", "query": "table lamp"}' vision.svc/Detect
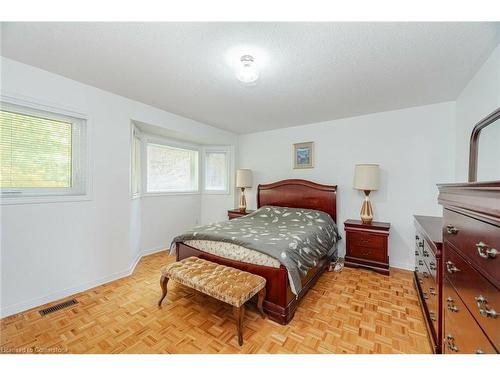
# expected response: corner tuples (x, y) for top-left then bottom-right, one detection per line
(236, 169), (253, 212)
(353, 164), (380, 224)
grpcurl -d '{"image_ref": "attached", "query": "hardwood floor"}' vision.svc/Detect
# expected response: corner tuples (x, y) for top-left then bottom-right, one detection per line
(0, 252), (431, 354)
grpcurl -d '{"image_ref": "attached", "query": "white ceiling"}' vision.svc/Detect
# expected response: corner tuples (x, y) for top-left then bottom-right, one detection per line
(1, 22), (499, 134)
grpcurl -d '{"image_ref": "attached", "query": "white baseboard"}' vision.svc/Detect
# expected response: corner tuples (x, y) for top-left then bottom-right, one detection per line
(0, 247), (167, 319)
(389, 261), (414, 271)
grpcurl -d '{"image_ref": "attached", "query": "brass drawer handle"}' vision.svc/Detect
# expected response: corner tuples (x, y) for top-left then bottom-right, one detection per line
(446, 225), (459, 235)
(446, 334), (459, 352)
(446, 297), (459, 312)
(423, 250), (430, 257)
(418, 260), (424, 266)
(429, 287), (437, 296)
(422, 292), (429, 300)
(422, 271), (429, 278)
(476, 242), (498, 259)
(414, 250), (419, 256)
(429, 261), (436, 271)
(475, 295), (498, 318)
(446, 261), (460, 274)
(475, 349), (485, 354)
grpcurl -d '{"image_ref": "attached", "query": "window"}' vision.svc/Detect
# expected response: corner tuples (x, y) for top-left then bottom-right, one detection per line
(0, 102), (87, 201)
(204, 149), (229, 193)
(131, 132), (141, 196)
(146, 142), (199, 193)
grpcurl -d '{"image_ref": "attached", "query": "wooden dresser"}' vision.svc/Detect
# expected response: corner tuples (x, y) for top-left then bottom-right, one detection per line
(438, 182), (499, 354)
(413, 215), (443, 353)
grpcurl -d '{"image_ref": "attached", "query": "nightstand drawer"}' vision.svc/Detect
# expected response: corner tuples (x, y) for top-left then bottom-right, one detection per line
(349, 231), (384, 249)
(348, 244), (386, 263)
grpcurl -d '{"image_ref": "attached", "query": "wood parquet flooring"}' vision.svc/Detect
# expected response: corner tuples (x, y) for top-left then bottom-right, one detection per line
(0, 252), (431, 354)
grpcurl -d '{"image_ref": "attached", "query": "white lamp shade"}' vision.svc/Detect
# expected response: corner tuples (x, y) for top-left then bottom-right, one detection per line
(353, 164), (380, 191)
(236, 169), (253, 188)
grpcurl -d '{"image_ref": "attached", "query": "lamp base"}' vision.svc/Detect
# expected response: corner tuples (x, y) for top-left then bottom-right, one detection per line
(239, 188), (247, 213)
(360, 190), (374, 224)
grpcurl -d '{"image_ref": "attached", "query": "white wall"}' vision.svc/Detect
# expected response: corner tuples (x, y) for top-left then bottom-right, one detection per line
(238, 102), (456, 270)
(455, 43), (500, 182)
(0, 57), (237, 317)
(140, 194), (201, 253)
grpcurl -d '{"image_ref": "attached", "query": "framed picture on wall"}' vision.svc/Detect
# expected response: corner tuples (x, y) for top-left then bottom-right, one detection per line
(293, 142), (314, 169)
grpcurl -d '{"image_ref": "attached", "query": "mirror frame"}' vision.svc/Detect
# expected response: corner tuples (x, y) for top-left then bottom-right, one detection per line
(468, 107), (500, 182)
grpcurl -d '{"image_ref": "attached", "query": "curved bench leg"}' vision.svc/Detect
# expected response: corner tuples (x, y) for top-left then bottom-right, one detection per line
(257, 287), (266, 319)
(158, 275), (169, 307)
(233, 305), (244, 346)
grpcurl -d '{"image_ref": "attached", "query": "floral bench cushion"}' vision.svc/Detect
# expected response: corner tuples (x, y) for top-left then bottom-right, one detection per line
(160, 257), (266, 308)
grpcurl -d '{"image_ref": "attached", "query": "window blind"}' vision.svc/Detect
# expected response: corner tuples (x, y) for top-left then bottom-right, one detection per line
(0, 110), (73, 189)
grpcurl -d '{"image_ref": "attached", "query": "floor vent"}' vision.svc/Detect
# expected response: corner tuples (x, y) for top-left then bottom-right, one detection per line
(39, 299), (79, 316)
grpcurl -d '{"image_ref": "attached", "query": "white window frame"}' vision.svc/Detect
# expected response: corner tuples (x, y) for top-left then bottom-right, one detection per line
(0, 97), (90, 205)
(202, 146), (231, 195)
(130, 125), (142, 199)
(142, 136), (201, 196)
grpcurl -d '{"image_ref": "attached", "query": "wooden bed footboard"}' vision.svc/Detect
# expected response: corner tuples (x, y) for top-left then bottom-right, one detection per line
(176, 242), (331, 325)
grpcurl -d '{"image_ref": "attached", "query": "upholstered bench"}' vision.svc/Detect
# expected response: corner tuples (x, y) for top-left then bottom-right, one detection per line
(158, 257), (266, 346)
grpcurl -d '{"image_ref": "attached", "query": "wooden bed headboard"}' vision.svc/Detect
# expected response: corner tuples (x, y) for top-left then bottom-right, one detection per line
(257, 179), (337, 223)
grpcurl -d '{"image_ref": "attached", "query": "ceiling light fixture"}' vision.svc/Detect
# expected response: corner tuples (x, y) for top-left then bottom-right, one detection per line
(236, 55), (259, 85)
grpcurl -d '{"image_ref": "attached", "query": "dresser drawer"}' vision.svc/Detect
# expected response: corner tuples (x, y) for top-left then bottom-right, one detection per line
(426, 258), (438, 280)
(416, 257), (432, 285)
(348, 244), (386, 263)
(415, 234), (424, 256)
(422, 273), (438, 304)
(421, 270), (438, 328)
(423, 246), (438, 280)
(444, 245), (500, 348)
(416, 249), (432, 276)
(415, 262), (439, 340)
(416, 256), (426, 272)
(443, 278), (496, 354)
(425, 289), (439, 335)
(415, 236), (437, 279)
(444, 209), (500, 286)
(349, 231), (384, 249)
(422, 240), (434, 259)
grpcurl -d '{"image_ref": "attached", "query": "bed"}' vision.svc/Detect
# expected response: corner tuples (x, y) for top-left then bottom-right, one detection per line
(174, 179), (338, 324)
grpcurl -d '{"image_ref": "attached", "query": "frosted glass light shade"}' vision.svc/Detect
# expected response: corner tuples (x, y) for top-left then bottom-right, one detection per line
(236, 169), (253, 188)
(237, 55), (259, 85)
(353, 164), (380, 191)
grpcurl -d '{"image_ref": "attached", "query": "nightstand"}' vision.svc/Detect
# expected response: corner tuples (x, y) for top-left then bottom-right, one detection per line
(344, 219), (390, 275)
(227, 209), (255, 220)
